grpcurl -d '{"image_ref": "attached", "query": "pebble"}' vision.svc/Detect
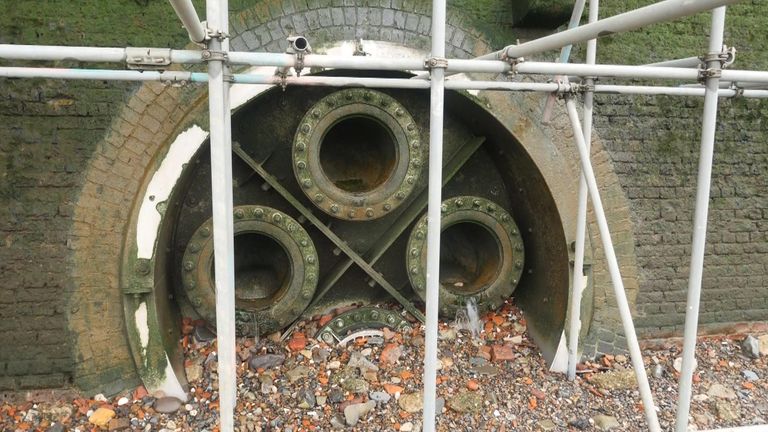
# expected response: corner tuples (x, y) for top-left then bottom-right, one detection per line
(400, 421), (415, 431)
(593, 414), (620, 431)
(344, 400), (376, 426)
(154, 397), (183, 413)
(743, 369), (759, 381)
(742, 335), (760, 359)
(707, 383), (737, 400)
(538, 419), (557, 431)
(249, 353), (286, 370)
(713, 399), (741, 421)
(328, 360), (341, 369)
(341, 377), (369, 393)
(286, 365), (311, 383)
(88, 407), (115, 427)
(590, 368), (637, 390)
(369, 391), (391, 404)
(380, 343), (404, 365)
(491, 344), (514, 361)
(398, 392), (424, 413)
(185, 364), (204, 382)
(297, 387), (316, 408)
(568, 418), (590, 429)
(328, 388), (345, 404)
(316, 395), (327, 406)
(447, 390), (482, 414)
(117, 396), (130, 406)
(652, 364), (664, 378)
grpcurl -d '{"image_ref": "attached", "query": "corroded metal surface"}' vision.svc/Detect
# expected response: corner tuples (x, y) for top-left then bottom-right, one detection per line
(406, 195), (525, 316)
(292, 88), (423, 220)
(181, 205), (318, 334)
(315, 307), (412, 345)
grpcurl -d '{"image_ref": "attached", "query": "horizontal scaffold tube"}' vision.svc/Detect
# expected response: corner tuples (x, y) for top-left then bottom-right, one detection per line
(2, 66), (768, 98)
(479, 0), (740, 61)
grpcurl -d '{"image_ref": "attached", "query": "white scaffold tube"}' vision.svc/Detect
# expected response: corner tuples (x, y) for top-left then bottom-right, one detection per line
(205, 0), (236, 430)
(422, 0), (446, 427)
(4, 66), (768, 98)
(567, 0), (599, 382)
(169, 0), (207, 43)
(565, 97), (661, 432)
(675, 7), (726, 432)
(478, 0), (738, 60)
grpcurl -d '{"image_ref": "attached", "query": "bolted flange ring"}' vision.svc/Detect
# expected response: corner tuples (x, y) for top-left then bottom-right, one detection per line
(181, 205), (318, 335)
(406, 196), (525, 317)
(292, 88), (424, 221)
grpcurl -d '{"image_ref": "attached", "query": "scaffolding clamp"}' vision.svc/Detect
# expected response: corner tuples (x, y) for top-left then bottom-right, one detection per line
(126, 47), (172, 70)
(424, 57), (448, 69)
(201, 49), (228, 62)
(698, 45), (735, 83)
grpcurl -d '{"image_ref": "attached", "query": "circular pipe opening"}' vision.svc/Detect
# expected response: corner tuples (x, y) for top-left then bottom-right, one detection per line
(319, 116), (397, 193)
(292, 37), (308, 51)
(439, 222), (502, 295)
(211, 232), (292, 309)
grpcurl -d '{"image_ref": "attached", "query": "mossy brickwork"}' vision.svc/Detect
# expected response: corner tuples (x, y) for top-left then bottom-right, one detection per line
(0, 0), (766, 393)
(577, 1), (768, 352)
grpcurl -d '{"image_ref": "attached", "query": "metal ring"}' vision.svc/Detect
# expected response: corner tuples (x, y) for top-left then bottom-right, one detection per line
(292, 88), (423, 220)
(181, 205), (318, 334)
(405, 196), (525, 317)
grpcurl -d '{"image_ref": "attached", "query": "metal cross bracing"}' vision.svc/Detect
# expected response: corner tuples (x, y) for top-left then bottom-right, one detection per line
(1, 0), (766, 430)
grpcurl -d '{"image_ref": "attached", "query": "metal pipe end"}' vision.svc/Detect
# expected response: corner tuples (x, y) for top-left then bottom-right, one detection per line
(287, 36), (311, 53)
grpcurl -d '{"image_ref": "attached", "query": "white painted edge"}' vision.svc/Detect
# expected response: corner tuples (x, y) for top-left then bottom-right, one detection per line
(136, 125), (209, 259)
(158, 353), (189, 402)
(551, 273), (590, 373)
(135, 301), (149, 362)
(549, 331), (569, 373)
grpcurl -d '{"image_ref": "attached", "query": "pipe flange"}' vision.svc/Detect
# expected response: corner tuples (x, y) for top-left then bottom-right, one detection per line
(181, 205), (318, 334)
(292, 88), (424, 220)
(315, 306), (412, 345)
(406, 196), (525, 317)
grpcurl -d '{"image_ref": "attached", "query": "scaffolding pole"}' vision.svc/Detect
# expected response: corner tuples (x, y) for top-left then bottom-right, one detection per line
(203, 0), (236, 430)
(422, 0), (446, 427)
(479, 0), (738, 60)
(567, 0), (598, 381)
(675, 7), (726, 432)
(565, 98), (661, 432)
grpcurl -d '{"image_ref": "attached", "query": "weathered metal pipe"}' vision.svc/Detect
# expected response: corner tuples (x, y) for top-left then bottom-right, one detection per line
(406, 196), (525, 317)
(292, 88), (423, 220)
(181, 205), (318, 334)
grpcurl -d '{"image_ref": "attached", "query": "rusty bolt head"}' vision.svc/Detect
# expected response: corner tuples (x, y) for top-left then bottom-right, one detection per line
(296, 160), (306, 170)
(254, 208), (264, 218)
(272, 213), (283, 223)
(365, 208), (374, 218)
(314, 194), (324, 203)
(383, 203), (392, 211)
(301, 124), (311, 134)
(200, 226), (211, 237)
(234, 208), (245, 219)
(330, 204), (339, 213)
(302, 179), (313, 188)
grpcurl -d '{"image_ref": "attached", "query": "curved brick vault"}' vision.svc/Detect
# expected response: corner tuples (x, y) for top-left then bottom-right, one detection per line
(69, 0), (637, 394)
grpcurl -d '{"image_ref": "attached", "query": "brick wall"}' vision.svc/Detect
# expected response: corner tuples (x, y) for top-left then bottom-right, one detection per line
(585, 1), (768, 339)
(1, 0), (766, 393)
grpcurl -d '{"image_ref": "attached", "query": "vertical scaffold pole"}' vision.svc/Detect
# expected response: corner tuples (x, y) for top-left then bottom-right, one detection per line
(206, 0), (236, 430)
(567, 0), (599, 381)
(422, 0), (447, 428)
(565, 98), (661, 432)
(675, 7), (726, 432)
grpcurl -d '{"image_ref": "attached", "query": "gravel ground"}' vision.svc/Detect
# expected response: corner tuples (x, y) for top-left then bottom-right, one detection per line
(2, 302), (767, 432)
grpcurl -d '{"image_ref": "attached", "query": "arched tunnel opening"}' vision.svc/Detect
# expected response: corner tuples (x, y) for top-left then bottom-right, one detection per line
(135, 69), (574, 393)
